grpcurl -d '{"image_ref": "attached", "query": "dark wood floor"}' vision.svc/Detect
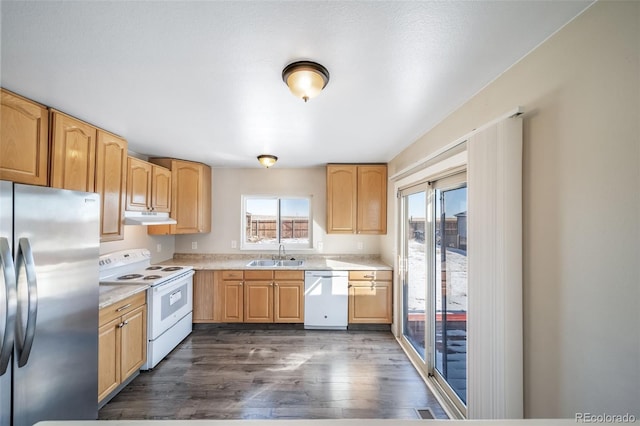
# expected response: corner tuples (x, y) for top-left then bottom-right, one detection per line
(99, 326), (447, 420)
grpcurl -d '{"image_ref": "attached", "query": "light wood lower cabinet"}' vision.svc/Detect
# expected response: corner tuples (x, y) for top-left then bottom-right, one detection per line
(348, 270), (393, 324)
(193, 270), (215, 323)
(217, 270), (244, 323)
(274, 271), (304, 323)
(194, 270), (304, 324)
(98, 292), (147, 404)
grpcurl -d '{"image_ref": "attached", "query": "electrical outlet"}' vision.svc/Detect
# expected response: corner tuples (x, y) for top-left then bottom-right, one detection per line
(231, 240), (237, 249)
(317, 241), (323, 251)
(156, 243), (162, 253)
(191, 241), (198, 250)
(357, 241), (364, 250)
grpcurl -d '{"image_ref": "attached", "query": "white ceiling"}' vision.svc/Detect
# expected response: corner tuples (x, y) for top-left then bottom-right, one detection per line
(1, 1), (593, 168)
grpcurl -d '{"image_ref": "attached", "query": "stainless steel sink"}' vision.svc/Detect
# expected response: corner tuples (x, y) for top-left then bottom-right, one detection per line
(246, 259), (279, 267)
(246, 259), (304, 267)
(277, 259), (304, 267)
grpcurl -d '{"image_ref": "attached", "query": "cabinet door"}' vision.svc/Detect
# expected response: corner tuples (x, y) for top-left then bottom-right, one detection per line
(0, 89), (49, 185)
(172, 160), (202, 233)
(357, 165), (387, 234)
(244, 281), (273, 323)
(222, 281), (244, 322)
(274, 280), (304, 323)
(96, 131), (127, 242)
(348, 281), (392, 324)
(98, 317), (121, 403)
(327, 165), (357, 234)
(151, 165), (171, 212)
(50, 111), (97, 192)
(120, 305), (147, 380)
(193, 270), (215, 322)
(126, 157), (152, 211)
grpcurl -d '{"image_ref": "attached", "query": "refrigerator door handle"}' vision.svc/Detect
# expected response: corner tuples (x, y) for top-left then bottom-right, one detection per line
(0, 237), (17, 375)
(15, 237), (38, 368)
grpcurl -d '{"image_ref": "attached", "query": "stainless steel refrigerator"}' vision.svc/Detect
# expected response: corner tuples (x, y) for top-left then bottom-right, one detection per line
(0, 181), (99, 426)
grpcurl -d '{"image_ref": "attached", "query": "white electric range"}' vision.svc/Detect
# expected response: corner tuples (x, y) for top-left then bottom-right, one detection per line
(98, 249), (194, 370)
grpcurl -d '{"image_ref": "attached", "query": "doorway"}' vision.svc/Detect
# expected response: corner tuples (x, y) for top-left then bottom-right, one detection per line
(400, 172), (467, 414)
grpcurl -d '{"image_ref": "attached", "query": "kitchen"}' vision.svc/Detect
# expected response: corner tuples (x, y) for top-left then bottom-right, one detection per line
(1, 0), (639, 425)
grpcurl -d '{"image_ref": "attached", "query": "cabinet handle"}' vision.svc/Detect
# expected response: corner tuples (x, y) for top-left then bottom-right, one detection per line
(116, 303), (132, 312)
(348, 284), (353, 288)
(118, 320), (128, 328)
(363, 274), (375, 279)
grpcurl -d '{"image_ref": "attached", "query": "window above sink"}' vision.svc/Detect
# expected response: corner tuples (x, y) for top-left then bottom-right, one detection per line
(241, 195), (312, 251)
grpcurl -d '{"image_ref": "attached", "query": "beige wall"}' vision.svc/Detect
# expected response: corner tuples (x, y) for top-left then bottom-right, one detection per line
(174, 167), (382, 255)
(99, 225), (175, 263)
(385, 1), (639, 418)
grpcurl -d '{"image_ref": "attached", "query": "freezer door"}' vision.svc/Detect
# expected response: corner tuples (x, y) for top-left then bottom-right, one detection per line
(0, 181), (13, 426)
(13, 184), (99, 426)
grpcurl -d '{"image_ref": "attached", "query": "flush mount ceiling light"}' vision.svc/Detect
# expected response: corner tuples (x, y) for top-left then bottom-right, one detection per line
(257, 154), (278, 168)
(282, 61), (330, 102)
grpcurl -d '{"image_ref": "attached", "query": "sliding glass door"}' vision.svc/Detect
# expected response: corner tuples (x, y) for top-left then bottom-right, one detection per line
(400, 173), (467, 413)
(434, 184), (467, 405)
(402, 187), (428, 359)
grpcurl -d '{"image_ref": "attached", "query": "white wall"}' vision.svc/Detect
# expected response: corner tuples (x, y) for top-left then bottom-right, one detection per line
(384, 1), (639, 418)
(174, 167), (382, 256)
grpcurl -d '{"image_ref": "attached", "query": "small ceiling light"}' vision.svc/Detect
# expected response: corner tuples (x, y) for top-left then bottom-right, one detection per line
(257, 154), (278, 168)
(282, 60), (330, 102)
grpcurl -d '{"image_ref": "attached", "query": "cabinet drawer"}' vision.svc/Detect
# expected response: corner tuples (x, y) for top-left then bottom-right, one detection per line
(99, 291), (146, 325)
(222, 270), (244, 280)
(274, 270), (304, 280)
(244, 270), (274, 280)
(349, 270), (392, 281)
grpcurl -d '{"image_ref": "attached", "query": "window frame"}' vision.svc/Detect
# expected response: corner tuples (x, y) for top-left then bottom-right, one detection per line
(240, 194), (313, 251)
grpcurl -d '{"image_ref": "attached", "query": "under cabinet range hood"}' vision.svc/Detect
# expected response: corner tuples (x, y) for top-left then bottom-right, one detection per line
(123, 210), (177, 226)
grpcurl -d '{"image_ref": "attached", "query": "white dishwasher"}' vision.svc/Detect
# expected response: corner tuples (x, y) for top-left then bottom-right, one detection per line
(304, 270), (349, 329)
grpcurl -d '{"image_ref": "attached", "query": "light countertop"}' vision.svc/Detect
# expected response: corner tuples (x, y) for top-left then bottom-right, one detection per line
(162, 254), (392, 271)
(99, 284), (149, 309)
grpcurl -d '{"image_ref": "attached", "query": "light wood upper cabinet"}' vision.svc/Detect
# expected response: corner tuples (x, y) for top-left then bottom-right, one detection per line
(126, 157), (171, 213)
(126, 157), (152, 211)
(50, 110), (97, 192)
(151, 165), (171, 212)
(326, 165), (358, 233)
(357, 165), (387, 234)
(327, 164), (387, 234)
(96, 130), (127, 242)
(0, 89), (49, 185)
(148, 158), (211, 235)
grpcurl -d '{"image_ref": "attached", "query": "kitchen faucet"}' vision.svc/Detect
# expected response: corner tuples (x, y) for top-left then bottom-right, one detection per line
(278, 244), (286, 260)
